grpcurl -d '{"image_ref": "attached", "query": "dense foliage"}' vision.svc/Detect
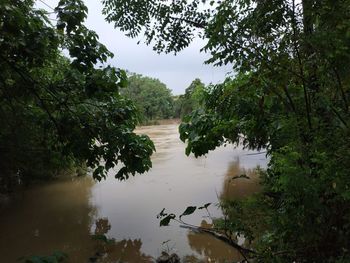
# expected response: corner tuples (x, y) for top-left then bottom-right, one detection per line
(103, 0), (350, 261)
(121, 74), (206, 122)
(121, 74), (174, 121)
(0, 0), (155, 192)
(173, 78), (205, 118)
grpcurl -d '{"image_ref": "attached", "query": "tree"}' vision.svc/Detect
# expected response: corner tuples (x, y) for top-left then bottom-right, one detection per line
(175, 78), (206, 118)
(121, 74), (174, 121)
(102, 0), (350, 261)
(0, 0), (155, 191)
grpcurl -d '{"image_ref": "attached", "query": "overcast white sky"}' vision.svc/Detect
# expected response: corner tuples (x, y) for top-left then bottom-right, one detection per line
(38, 0), (232, 95)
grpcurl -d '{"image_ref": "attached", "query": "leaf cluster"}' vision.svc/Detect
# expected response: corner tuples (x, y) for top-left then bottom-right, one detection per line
(0, 0), (155, 190)
(102, 0), (211, 53)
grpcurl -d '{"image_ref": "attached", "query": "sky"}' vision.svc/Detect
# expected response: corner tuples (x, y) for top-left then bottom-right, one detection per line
(37, 0), (233, 95)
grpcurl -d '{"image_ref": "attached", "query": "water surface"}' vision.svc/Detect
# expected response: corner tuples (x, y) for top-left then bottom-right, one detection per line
(0, 123), (267, 262)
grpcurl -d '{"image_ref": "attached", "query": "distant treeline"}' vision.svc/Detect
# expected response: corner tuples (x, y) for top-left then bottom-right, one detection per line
(121, 74), (206, 123)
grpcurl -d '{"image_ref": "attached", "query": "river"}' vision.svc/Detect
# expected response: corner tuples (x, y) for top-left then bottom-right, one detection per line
(0, 123), (267, 262)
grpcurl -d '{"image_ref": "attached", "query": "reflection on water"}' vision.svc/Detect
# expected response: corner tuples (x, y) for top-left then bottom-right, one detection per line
(99, 239), (153, 263)
(186, 220), (243, 262)
(221, 158), (262, 200)
(0, 177), (97, 262)
(0, 123), (267, 262)
(92, 218), (153, 263)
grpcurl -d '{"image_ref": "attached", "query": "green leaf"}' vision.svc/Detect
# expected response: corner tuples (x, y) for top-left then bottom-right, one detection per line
(179, 206), (196, 219)
(160, 214), (175, 226)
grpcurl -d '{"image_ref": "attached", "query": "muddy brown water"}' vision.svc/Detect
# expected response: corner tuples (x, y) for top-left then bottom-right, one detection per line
(0, 123), (267, 262)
